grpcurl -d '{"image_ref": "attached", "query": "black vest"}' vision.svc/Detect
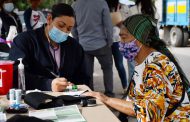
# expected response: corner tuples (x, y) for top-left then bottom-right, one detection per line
(0, 11), (22, 39)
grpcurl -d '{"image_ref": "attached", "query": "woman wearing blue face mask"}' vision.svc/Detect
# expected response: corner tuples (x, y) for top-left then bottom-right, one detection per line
(84, 14), (190, 122)
(0, 0), (22, 52)
(48, 26), (69, 44)
(9, 3), (90, 92)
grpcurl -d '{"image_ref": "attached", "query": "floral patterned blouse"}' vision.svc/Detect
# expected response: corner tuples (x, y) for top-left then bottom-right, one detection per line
(128, 52), (190, 122)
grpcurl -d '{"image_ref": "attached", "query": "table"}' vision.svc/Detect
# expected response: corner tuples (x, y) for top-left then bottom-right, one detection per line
(0, 85), (121, 122)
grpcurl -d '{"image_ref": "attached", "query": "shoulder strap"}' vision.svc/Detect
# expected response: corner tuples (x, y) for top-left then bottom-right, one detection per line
(165, 83), (185, 117)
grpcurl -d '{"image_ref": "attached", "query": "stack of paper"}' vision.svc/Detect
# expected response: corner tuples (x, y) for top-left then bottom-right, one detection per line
(29, 105), (86, 122)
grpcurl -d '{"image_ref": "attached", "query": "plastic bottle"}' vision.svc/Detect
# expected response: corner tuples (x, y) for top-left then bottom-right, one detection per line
(9, 89), (15, 108)
(18, 58), (25, 91)
(15, 89), (22, 109)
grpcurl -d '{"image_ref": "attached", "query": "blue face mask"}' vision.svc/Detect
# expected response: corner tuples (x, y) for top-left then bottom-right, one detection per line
(48, 26), (69, 43)
(3, 3), (14, 13)
(119, 39), (141, 62)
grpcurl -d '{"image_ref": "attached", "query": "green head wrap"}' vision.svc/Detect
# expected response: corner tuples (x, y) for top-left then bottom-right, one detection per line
(123, 14), (159, 46)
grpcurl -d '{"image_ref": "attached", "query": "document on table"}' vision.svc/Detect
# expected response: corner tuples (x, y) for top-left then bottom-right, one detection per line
(29, 105), (86, 122)
(62, 90), (87, 96)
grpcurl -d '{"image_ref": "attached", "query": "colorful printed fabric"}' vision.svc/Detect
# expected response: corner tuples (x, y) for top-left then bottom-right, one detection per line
(128, 52), (190, 122)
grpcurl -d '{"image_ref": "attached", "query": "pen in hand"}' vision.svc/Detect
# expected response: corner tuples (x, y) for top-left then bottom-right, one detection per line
(50, 71), (72, 85)
(49, 71), (71, 92)
(50, 71), (59, 78)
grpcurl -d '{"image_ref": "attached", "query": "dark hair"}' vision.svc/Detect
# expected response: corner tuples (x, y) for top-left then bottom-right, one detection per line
(51, 3), (75, 19)
(105, 0), (119, 12)
(0, 0), (15, 8)
(148, 26), (190, 99)
(0, 0), (5, 9)
(136, 0), (156, 18)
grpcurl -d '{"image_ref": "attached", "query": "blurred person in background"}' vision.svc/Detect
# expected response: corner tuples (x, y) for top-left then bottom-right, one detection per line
(0, 0), (22, 52)
(130, 0), (158, 19)
(24, 0), (46, 30)
(106, 0), (128, 93)
(119, 0), (135, 20)
(72, 0), (114, 97)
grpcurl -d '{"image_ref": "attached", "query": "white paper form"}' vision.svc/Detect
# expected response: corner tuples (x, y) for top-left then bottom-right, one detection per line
(29, 105), (86, 122)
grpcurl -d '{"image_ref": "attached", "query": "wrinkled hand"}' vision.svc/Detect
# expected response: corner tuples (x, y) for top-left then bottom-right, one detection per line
(83, 92), (109, 103)
(51, 78), (70, 92)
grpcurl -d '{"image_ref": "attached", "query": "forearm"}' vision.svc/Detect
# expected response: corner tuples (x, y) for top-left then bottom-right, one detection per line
(104, 97), (136, 116)
(84, 91), (136, 116)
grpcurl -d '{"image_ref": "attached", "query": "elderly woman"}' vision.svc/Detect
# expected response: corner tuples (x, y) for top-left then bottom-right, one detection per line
(84, 14), (190, 122)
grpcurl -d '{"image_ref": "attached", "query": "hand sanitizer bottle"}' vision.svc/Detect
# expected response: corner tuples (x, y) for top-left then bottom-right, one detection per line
(18, 58), (25, 91)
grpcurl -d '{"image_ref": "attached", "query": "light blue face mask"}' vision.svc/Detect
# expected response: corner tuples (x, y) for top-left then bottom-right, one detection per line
(48, 26), (69, 43)
(3, 3), (14, 13)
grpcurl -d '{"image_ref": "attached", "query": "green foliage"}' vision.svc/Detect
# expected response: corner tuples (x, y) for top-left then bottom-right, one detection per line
(14, 0), (28, 11)
(39, 0), (56, 9)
